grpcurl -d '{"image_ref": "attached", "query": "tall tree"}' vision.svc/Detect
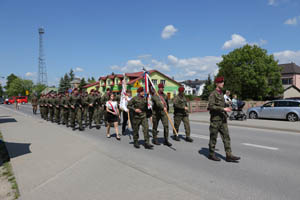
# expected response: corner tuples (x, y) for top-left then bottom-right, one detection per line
(5, 73), (18, 90)
(69, 69), (75, 82)
(33, 83), (47, 97)
(79, 78), (87, 91)
(217, 45), (283, 100)
(0, 84), (4, 97)
(6, 78), (33, 97)
(201, 74), (215, 100)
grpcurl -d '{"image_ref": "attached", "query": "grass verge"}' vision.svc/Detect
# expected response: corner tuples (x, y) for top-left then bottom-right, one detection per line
(0, 131), (20, 199)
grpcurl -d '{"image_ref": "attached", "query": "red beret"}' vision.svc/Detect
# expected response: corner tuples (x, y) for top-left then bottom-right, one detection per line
(178, 86), (185, 92)
(137, 87), (144, 93)
(215, 77), (224, 83)
(90, 89), (94, 92)
(106, 88), (110, 91)
(158, 83), (164, 88)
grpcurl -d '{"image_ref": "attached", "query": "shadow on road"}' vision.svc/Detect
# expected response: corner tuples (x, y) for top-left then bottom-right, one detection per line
(0, 116), (17, 123)
(198, 147), (226, 161)
(2, 142), (31, 161)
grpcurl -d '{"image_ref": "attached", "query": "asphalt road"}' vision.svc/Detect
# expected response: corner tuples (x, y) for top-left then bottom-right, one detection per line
(2, 103), (300, 200)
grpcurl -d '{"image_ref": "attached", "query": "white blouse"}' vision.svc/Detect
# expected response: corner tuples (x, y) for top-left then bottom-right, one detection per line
(106, 101), (118, 112)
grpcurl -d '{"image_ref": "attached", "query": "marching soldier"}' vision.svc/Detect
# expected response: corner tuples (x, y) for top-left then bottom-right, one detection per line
(62, 91), (70, 127)
(208, 77), (240, 162)
(38, 94), (44, 118)
(54, 93), (62, 124)
(127, 87), (153, 149)
(173, 86), (193, 142)
(82, 91), (89, 127)
(87, 89), (95, 129)
(48, 92), (55, 122)
(151, 83), (172, 146)
(93, 90), (102, 129)
(69, 89), (84, 131)
(31, 94), (38, 115)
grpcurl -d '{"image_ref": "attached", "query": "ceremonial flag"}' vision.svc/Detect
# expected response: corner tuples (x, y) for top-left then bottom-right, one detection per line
(120, 75), (128, 111)
(143, 70), (153, 109)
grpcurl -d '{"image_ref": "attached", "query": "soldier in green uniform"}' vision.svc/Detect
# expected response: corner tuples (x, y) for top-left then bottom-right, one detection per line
(69, 89), (84, 131)
(208, 77), (240, 162)
(173, 86), (193, 142)
(44, 94), (49, 121)
(94, 90), (102, 129)
(86, 89), (95, 129)
(127, 87), (153, 149)
(31, 94), (38, 115)
(48, 93), (55, 122)
(62, 91), (70, 127)
(82, 91), (89, 127)
(151, 83), (172, 146)
(38, 94), (44, 118)
(54, 93), (62, 124)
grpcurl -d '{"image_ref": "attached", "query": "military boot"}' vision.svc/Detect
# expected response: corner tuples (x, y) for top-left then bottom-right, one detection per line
(96, 125), (100, 129)
(208, 154), (221, 161)
(152, 138), (160, 145)
(133, 141), (140, 149)
(185, 136), (193, 143)
(173, 135), (180, 141)
(89, 124), (92, 129)
(226, 153), (240, 162)
(144, 143), (154, 149)
(163, 139), (172, 147)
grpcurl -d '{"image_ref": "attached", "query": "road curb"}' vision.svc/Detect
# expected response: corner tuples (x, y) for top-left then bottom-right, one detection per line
(190, 119), (300, 133)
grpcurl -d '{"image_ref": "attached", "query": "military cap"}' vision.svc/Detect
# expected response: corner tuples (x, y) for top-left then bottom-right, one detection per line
(178, 86), (185, 92)
(215, 77), (224, 83)
(158, 83), (164, 88)
(137, 87), (144, 93)
(90, 89), (94, 92)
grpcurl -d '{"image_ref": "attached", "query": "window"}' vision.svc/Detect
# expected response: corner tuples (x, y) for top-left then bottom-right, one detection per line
(282, 78), (293, 85)
(116, 79), (119, 84)
(274, 101), (288, 107)
(107, 80), (111, 85)
(263, 102), (274, 107)
(160, 80), (166, 85)
(288, 101), (300, 107)
(152, 79), (157, 85)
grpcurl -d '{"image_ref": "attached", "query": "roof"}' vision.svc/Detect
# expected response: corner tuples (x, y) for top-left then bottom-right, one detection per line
(284, 85), (300, 93)
(83, 81), (99, 89)
(181, 79), (205, 88)
(279, 63), (300, 74)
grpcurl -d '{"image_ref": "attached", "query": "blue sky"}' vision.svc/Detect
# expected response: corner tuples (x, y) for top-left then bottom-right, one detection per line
(0, 0), (300, 86)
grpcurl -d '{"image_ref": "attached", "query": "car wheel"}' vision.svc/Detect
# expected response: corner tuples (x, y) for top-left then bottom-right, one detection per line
(287, 113), (298, 122)
(249, 111), (258, 119)
(22, 102), (25, 104)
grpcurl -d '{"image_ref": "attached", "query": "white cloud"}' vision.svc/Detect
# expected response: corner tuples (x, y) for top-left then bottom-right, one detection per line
(25, 72), (35, 77)
(137, 54), (152, 59)
(284, 16), (300, 26)
(259, 39), (268, 46)
(268, 0), (276, 6)
(167, 55), (222, 79)
(110, 59), (146, 72)
(273, 50), (300, 65)
(151, 59), (170, 71)
(161, 25), (178, 39)
(222, 34), (247, 49)
(74, 67), (84, 72)
(110, 65), (120, 70)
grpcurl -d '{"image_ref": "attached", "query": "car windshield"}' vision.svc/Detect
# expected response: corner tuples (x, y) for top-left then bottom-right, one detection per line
(263, 102), (274, 107)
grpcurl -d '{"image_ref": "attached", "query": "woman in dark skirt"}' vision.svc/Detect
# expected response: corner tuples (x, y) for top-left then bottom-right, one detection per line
(106, 93), (121, 140)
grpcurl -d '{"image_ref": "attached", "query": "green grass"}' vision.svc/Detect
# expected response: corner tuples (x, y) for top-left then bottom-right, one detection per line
(0, 131), (20, 199)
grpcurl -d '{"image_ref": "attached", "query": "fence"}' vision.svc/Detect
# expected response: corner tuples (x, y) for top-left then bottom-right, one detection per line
(187, 101), (266, 113)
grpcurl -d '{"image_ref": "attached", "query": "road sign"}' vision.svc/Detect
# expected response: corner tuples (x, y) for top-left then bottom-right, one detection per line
(134, 80), (141, 88)
(26, 90), (29, 95)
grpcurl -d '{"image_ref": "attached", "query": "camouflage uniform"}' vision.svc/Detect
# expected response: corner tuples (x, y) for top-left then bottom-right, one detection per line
(82, 93), (89, 127)
(61, 94), (70, 126)
(44, 96), (49, 121)
(69, 93), (83, 130)
(127, 95), (151, 146)
(173, 93), (193, 142)
(31, 95), (38, 115)
(152, 93), (169, 141)
(208, 90), (231, 156)
(48, 96), (55, 122)
(94, 93), (102, 128)
(38, 96), (44, 118)
(54, 95), (61, 124)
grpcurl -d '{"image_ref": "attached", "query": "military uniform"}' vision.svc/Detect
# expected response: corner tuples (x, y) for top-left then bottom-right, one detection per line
(102, 92), (110, 126)
(61, 93), (70, 127)
(127, 91), (153, 149)
(54, 95), (61, 124)
(69, 92), (83, 131)
(82, 93), (89, 127)
(208, 76), (240, 162)
(173, 93), (193, 142)
(152, 92), (171, 146)
(31, 95), (38, 115)
(38, 96), (44, 119)
(48, 95), (55, 122)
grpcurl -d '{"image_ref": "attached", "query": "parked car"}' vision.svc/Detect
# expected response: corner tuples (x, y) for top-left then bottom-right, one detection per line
(0, 97), (4, 104)
(247, 99), (300, 122)
(4, 96), (28, 104)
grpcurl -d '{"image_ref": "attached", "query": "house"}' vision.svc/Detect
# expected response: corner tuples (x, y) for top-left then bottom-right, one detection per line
(181, 83), (193, 95)
(84, 70), (181, 99)
(180, 79), (205, 96)
(283, 85), (300, 99)
(279, 62), (300, 90)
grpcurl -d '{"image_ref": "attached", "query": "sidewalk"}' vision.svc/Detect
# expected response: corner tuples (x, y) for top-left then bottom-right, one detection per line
(0, 107), (199, 200)
(187, 112), (300, 133)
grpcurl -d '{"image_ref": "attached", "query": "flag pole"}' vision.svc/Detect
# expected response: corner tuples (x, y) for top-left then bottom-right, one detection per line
(143, 69), (179, 136)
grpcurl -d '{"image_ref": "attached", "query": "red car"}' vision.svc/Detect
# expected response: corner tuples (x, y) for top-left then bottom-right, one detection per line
(5, 96), (28, 104)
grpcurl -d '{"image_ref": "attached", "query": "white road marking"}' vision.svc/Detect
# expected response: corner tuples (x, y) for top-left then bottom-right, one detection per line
(242, 143), (278, 150)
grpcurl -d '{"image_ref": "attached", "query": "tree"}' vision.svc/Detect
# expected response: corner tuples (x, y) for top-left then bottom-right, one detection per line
(69, 69), (75, 82)
(87, 77), (96, 84)
(201, 74), (215, 100)
(4, 73), (18, 90)
(0, 84), (4, 97)
(217, 45), (283, 100)
(79, 78), (87, 91)
(33, 83), (47, 97)
(6, 78), (34, 97)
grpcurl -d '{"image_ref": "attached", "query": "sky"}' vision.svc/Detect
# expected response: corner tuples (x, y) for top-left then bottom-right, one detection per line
(0, 0), (300, 86)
